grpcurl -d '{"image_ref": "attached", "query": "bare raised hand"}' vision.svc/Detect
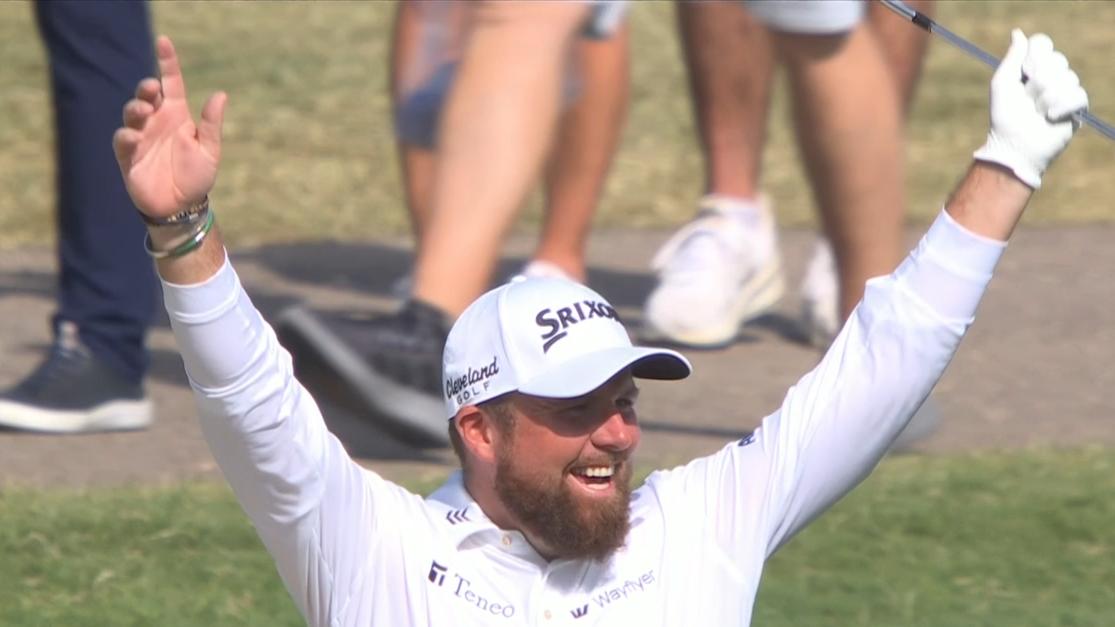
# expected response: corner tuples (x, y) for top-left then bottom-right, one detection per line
(113, 36), (228, 219)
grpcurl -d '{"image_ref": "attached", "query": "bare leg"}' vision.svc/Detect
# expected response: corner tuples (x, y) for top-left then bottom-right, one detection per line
(676, 1), (774, 199)
(390, 1), (468, 255)
(533, 24), (631, 282)
(868, 0), (934, 114)
(640, 3), (782, 348)
(411, 1), (589, 317)
(775, 25), (905, 320)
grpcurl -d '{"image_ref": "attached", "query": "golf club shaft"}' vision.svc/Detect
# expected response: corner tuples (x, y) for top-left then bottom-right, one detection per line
(880, 0), (1115, 142)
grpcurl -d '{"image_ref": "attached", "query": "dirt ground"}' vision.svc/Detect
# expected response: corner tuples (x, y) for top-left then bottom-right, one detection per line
(1, 225), (1112, 489)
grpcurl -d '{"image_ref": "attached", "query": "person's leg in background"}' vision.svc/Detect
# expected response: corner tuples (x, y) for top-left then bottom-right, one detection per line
(677, 1), (773, 204)
(766, 0), (937, 449)
(277, 1), (597, 444)
(644, 0), (936, 447)
(531, 22), (630, 283)
(0, 1), (157, 433)
(646, 1), (936, 349)
(865, 0), (938, 449)
(391, 0), (470, 263)
(774, 20), (906, 327)
(391, 2), (630, 286)
(868, 0), (934, 115)
(797, 0), (935, 344)
(410, 1), (594, 317)
(643, 1), (783, 347)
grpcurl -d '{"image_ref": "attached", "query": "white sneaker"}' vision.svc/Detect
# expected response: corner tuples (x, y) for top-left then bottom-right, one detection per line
(644, 195), (784, 347)
(800, 237), (840, 348)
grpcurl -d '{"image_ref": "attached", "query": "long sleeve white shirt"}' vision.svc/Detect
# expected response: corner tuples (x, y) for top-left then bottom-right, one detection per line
(162, 209), (1005, 626)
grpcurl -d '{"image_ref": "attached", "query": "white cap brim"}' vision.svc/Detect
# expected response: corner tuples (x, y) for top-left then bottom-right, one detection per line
(516, 345), (691, 399)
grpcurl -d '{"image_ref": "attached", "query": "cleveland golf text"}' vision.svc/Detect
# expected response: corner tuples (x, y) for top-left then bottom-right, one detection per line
(445, 356), (500, 399)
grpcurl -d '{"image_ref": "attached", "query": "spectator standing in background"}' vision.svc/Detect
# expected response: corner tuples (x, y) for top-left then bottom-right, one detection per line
(0, 1), (159, 435)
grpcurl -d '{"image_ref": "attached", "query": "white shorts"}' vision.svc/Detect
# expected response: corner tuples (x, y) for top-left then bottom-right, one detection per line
(743, 0), (866, 35)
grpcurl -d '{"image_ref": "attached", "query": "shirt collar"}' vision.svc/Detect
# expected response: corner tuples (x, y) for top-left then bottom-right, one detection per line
(428, 472), (650, 571)
(426, 470), (501, 547)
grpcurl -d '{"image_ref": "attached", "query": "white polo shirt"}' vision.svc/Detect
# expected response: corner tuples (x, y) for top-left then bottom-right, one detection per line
(163, 209), (1004, 626)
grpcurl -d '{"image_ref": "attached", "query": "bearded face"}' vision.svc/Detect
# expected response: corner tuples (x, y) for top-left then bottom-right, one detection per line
(493, 421), (634, 562)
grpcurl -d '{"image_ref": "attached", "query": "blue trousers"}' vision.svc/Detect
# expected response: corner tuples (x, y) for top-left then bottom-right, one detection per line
(34, 0), (157, 385)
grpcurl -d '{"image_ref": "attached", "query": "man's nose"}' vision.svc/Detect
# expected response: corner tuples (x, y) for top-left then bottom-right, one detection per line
(591, 410), (639, 452)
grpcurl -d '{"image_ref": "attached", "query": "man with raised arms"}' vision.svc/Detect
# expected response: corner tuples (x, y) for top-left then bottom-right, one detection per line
(114, 30), (1087, 626)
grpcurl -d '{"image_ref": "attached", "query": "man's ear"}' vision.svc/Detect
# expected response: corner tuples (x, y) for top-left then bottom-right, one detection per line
(455, 405), (499, 464)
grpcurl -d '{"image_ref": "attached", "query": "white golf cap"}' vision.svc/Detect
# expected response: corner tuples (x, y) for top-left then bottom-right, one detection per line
(442, 277), (691, 418)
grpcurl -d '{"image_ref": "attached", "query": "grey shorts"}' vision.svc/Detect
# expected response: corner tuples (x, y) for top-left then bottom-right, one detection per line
(396, 1), (629, 147)
(743, 0), (866, 34)
(584, 0), (629, 39)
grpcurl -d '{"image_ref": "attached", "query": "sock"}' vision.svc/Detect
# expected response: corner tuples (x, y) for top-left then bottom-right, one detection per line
(699, 194), (768, 230)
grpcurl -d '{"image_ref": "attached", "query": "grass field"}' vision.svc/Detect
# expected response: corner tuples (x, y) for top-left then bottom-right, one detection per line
(1, 1), (1115, 249)
(3, 449), (1113, 626)
(2, 2), (1114, 625)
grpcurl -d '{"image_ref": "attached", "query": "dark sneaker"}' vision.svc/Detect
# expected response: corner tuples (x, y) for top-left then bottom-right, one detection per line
(0, 322), (152, 434)
(275, 300), (450, 448)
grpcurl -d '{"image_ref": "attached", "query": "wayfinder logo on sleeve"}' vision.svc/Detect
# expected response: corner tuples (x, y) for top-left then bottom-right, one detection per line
(535, 300), (620, 352)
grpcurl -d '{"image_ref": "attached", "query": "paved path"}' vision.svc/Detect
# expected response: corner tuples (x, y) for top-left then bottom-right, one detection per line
(2, 226), (1112, 488)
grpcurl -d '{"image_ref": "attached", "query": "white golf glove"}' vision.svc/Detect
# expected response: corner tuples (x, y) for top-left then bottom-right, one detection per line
(973, 29), (1089, 189)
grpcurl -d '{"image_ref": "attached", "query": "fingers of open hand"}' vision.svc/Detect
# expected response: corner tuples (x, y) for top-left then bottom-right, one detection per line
(155, 35), (187, 100)
(122, 98), (154, 130)
(135, 77), (163, 109)
(197, 91), (228, 158)
(112, 127), (142, 168)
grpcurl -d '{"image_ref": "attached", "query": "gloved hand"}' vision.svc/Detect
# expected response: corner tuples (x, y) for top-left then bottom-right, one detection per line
(973, 29), (1089, 189)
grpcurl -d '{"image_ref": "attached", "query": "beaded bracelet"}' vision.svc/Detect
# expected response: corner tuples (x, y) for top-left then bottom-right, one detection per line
(144, 209), (216, 259)
(139, 196), (210, 227)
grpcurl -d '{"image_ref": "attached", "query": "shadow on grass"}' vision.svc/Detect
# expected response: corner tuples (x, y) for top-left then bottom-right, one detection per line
(0, 241), (805, 460)
(0, 269), (55, 300)
(242, 239), (665, 311)
(241, 240), (806, 342)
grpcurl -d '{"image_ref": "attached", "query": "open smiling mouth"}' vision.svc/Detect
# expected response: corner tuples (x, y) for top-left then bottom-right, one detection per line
(569, 464), (618, 492)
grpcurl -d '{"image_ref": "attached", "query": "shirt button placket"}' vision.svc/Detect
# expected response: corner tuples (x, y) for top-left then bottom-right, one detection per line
(526, 566), (552, 627)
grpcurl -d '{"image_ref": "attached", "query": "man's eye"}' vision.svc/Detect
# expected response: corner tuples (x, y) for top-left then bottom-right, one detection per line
(616, 397), (634, 410)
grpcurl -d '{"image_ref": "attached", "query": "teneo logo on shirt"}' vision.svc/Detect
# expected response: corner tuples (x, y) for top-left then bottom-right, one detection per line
(535, 300), (620, 353)
(426, 560), (516, 619)
(445, 356), (500, 404)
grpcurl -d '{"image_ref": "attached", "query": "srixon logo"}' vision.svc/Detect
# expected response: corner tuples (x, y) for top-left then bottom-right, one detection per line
(445, 356), (500, 404)
(535, 300), (620, 352)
